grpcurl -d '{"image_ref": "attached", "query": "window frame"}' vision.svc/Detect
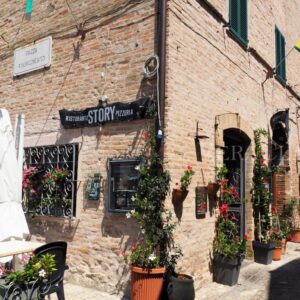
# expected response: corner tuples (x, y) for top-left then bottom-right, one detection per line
(108, 158), (141, 213)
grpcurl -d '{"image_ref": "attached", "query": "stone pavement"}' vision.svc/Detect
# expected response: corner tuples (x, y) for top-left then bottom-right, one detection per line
(51, 242), (300, 300)
(195, 241), (300, 300)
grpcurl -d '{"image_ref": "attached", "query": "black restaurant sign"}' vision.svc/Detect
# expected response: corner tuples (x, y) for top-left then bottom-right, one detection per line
(59, 97), (150, 129)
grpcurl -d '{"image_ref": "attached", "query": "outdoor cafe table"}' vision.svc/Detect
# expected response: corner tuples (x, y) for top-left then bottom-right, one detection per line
(0, 241), (44, 268)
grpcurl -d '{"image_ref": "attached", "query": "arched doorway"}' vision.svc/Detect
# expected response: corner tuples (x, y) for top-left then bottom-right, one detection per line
(223, 128), (251, 239)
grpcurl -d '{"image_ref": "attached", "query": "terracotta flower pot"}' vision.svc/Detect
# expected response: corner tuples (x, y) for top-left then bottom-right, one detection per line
(172, 189), (188, 202)
(272, 247), (282, 261)
(131, 266), (165, 300)
(281, 238), (287, 255)
(290, 229), (300, 243)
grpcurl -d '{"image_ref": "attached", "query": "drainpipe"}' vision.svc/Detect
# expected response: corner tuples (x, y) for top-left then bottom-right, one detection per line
(157, 0), (167, 158)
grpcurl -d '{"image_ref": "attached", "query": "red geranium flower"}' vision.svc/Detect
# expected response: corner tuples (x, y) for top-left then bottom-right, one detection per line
(187, 166), (193, 170)
(220, 203), (229, 214)
(143, 132), (150, 140)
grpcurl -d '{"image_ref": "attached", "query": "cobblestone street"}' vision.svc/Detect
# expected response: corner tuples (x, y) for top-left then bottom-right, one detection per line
(56, 242), (300, 300)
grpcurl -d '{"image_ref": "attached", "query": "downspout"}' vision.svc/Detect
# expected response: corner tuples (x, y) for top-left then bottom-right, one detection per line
(157, 0), (167, 158)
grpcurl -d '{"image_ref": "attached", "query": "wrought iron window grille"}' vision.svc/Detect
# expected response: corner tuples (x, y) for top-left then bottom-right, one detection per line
(23, 144), (78, 218)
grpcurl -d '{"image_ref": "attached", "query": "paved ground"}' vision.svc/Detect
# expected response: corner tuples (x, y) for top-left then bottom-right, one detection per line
(195, 242), (300, 300)
(51, 242), (300, 299)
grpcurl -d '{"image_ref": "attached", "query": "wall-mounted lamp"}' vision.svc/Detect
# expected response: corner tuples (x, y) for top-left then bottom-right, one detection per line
(195, 122), (209, 162)
(98, 96), (108, 107)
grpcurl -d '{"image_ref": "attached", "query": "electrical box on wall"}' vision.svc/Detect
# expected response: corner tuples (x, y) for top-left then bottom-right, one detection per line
(86, 173), (101, 201)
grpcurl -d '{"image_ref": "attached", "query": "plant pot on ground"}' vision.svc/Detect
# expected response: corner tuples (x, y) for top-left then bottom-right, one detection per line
(213, 254), (244, 286)
(120, 130), (182, 300)
(290, 228), (300, 243)
(167, 273), (195, 300)
(212, 166), (246, 286)
(252, 129), (276, 265)
(252, 240), (275, 264)
(280, 198), (300, 243)
(131, 266), (165, 300)
(272, 246), (282, 261)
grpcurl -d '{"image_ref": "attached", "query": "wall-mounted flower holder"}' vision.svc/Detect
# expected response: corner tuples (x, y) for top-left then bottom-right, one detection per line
(195, 186), (207, 219)
(172, 189), (189, 202)
(207, 182), (220, 197)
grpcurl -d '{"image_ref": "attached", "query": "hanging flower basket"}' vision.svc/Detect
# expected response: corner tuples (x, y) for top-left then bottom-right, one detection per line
(172, 189), (189, 202)
(207, 182), (220, 197)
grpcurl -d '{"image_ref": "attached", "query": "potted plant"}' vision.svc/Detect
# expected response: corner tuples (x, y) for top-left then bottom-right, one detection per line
(121, 131), (181, 300)
(0, 253), (56, 299)
(282, 198), (300, 243)
(167, 273), (195, 300)
(270, 229), (284, 261)
(172, 166), (195, 202)
(207, 165), (228, 197)
(252, 129), (275, 265)
(212, 166), (247, 286)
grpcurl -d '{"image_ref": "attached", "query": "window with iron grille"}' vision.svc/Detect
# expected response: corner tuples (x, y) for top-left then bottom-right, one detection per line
(23, 144), (78, 218)
(275, 26), (286, 83)
(108, 158), (141, 213)
(229, 0), (248, 47)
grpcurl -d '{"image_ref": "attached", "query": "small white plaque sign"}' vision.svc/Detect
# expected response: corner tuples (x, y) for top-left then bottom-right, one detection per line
(13, 36), (52, 76)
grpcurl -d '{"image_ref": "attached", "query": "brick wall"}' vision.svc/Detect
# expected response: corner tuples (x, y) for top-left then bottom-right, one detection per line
(165, 0), (300, 288)
(1, 0), (300, 295)
(0, 0), (156, 295)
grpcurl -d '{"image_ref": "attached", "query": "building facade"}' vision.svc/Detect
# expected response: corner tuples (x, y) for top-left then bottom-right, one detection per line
(1, 0), (300, 296)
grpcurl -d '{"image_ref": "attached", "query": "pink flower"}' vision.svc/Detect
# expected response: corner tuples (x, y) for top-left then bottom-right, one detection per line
(30, 189), (36, 193)
(119, 250), (125, 257)
(187, 166), (193, 170)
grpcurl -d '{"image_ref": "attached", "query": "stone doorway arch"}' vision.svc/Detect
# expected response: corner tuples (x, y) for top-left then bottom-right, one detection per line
(215, 113), (254, 239)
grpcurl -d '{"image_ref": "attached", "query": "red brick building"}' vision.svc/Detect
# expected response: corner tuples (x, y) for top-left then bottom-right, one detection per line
(1, 0), (300, 296)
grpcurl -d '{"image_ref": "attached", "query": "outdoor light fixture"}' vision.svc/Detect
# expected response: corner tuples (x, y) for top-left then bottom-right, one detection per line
(156, 129), (163, 140)
(270, 109), (289, 146)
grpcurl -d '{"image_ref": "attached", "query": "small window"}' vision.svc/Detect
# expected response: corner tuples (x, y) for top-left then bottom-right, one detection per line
(108, 158), (141, 213)
(229, 0), (248, 46)
(275, 26), (286, 83)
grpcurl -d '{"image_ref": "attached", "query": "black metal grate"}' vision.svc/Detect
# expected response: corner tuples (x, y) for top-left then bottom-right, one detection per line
(23, 144), (78, 218)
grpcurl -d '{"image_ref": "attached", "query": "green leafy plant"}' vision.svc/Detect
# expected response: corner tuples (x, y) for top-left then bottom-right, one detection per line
(213, 166), (247, 258)
(121, 130), (182, 272)
(175, 166), (195, 191)
(42, 168), (69, 188)
(269, 229), (284, 247)
(252, 129), (275, 243)
(281, 198), (300, 230)
(5, 253), (56, 284)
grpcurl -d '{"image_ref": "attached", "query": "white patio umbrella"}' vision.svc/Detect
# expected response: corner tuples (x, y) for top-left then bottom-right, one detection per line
(0, 109), (29, 242)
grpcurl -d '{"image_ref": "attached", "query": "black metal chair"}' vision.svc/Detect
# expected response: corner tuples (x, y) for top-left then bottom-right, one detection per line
(33, 241), (68, 300)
